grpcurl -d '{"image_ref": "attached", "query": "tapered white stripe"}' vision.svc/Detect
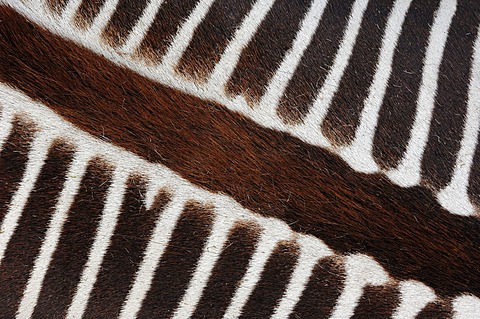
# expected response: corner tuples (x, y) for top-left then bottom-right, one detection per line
(86, 0), (120, 40)
(58, 0), (83, 26)
(0, 108), (13, 152)
(329, 254), (389, 319)
(438, 24), (480, 216)
(453, 295), (480, 319)
(270, 236), (333, 319)
(66, 168), (129, 319)
(299, 0), (369, 145)
(207, 0), (276, 92)
(387, 0), (457, 187)
(16, 150), (91, 319)
(0, 132), (53, 264)
(172, 214), (235, 319)
(392, 281), (436, 319)
(222, 220), (290, 319)
(257, 0), (328, 121)
(119, 192), (188, 319)
(159, 0), (216, 72)
(120, 0), (165, 54)
(339, 0), (412, 173)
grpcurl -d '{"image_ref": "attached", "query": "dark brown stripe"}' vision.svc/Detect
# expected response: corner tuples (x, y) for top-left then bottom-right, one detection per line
(83, 178), (170, 318)
(138, 202), (214, 318)
(191, 221), (261, 319)
(420, 1), (480, 190)
(32, 159), (113, 319)
(468, 141), (480, 206)
(277, 0), (355, 124)
(137, 0), (200, 63)
(372, 0), (440, 169)
(289, 257), (344, 319)
(74, 0), (107, 29)
(226, 0), (313, 105)
(1, 7), (480, 298)
(416, 300), (453, 319)
(351, 285), (399, 319)
(0, 116), (37, 224)
(239, 240), (299, 319)
(0, 141), (74, 318)
(176, 0), (256, 82)
(46, 0), (69, 14)
(102, 0), (149, 47)
(321, 0), (394, 146)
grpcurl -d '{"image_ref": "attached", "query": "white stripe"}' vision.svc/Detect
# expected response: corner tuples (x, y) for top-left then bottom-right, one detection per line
(387, 0), (457, 187)
(222, 220), (291, 319)
(339, 0), (412, 173)
(86, 0), (120, 40)
(329, 254), (389, 319)
(298, 0), (369, 148)
(207, 0), (276, 92)
(270, 235), (333, 319)
(66, 168), (129, 319)
(453, 295), (480, 319)
(392, 281), (436, 319)
(159, 0), (216, 71)
(16, 150), (90, 319)
(0, 132), (53, 264)
(119, 192), (187, 319)
(257, 0), (328, 122)
(437, 23), (480, 216)
(120, 0), (165, 54)
(0, 108), (13, 151)
(58, 0), (83, 26)
(172, 213), (235, 319)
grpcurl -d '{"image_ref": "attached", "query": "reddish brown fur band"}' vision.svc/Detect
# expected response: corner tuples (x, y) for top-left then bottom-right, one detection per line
(0, 6), (478, 297)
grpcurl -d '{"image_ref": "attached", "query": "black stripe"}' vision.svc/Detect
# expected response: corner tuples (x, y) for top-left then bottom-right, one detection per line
(46, 0), (69, 14)
(277, 0), (355, 124)
(102, 0), (150, 47)
(289, 257), (344, 319)
(420, 0), (480, 190)
(416, 301), (452, 319)
(74, 0), (107, 29)
(83, 178), (170, 318)
(239, 240), (299, 319)
(32, 159), (113, 319)
(191, 221), (261, 319)
(226, 0), (314, 105)
(0, 141), (74, 318)
(372, 0), (441, 169)
(176, 0), (256, 82)
(321, 0), (394, 147)
(137, 202), (214, 318)
(351, 285), (399, 319)
(137, 0), (201, 63)
(0, 117), (37, 224)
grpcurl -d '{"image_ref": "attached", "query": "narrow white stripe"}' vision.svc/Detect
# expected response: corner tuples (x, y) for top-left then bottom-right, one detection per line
(159, 0), (216, 71)
(119, 192), (187, 319)
(120, 0), (165, 54)
(0, 108), (13, 151)
(16, 150), (90, 319)
(339, 0), (412, 173)
(58, 0), (83, 26)
(392, 281), (436, 319)
(453, 295), (480, 319)
(329, 254), (389, 319)
(387, 0), (457, 187)
(65, 168), (129, 319)
(222, 220), (291, 319)
(172, 214), (235, 319)
(438, 24), (480, 216)
(86, 0), (120, 40)
(207, 0), (276, 92)
(257, 0), (328, 122)
(0, 132), (53, 264)
(298, 0), (369, 148)
(270, 235), (333, 319)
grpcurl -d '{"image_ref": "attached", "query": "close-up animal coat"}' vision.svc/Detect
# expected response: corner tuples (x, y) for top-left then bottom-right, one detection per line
(0, 0), (479, 318)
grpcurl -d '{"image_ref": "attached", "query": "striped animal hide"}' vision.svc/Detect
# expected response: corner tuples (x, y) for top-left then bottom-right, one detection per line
(0, 0), (479, 318)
